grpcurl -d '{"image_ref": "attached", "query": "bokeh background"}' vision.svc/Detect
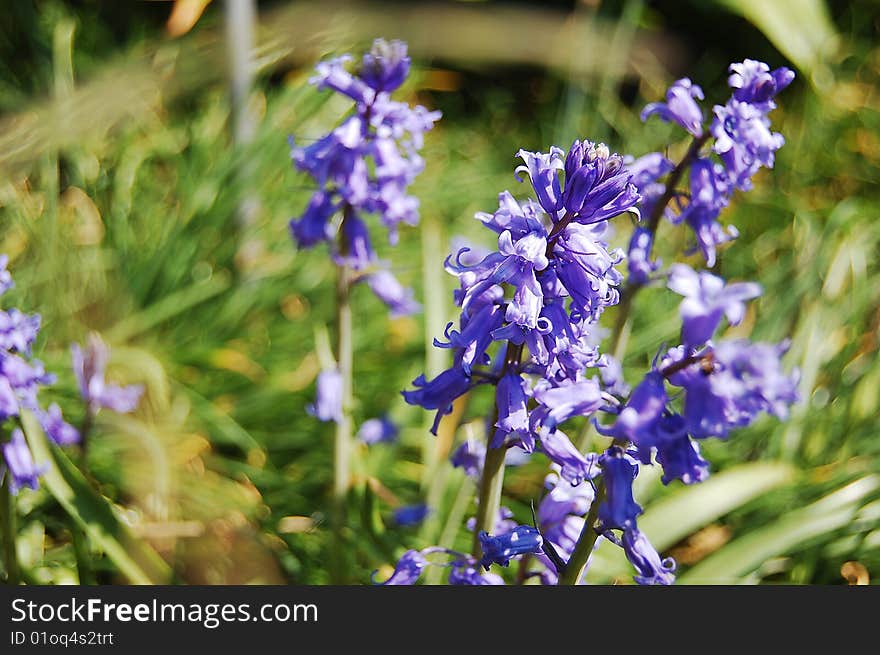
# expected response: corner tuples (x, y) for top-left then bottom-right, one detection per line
(1, 0), (878, 585)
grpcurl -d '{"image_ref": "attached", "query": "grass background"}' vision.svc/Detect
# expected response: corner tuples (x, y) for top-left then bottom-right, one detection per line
(0, 0), (878, 584)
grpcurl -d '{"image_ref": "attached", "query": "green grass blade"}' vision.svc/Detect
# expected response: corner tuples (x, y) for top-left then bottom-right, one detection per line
(21, 411), (172, 584)
(587, 461), (797, 583)
(678, 475), (880, 584)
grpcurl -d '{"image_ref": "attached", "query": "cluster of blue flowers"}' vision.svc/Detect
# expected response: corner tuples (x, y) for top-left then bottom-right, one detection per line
(390, 58), (799, 585)
(1, 255), (143, 496)
(631, 59), (795, 274)
(0, 256), (76, 493)
(289, 38), (440, 316)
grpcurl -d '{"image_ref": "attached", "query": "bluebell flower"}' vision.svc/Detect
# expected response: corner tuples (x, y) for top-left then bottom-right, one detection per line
(538, 429), (600, 486)
(373, 549), (429, 585)
(402, 367), (472, 435)
(679, 158), (738, 267)
(654, 419), (710, 485)
(667, 264), (762, 347)
(450, 437), (485, 479)
(622, 528), (676, 585)
(359, 39), (410, 93)
(530, 377), (604, 434)
(307, 368), (343, 423)
(478, 524), (544, 570)
(37, 403), (80, 446)
(627, 227), (660, 286)
(561, 141), (640, 223)
(641, 78), (705, 137)
(365, 269), (421, 317)
(467, 506), (517, 537)
(356, 415), (398, 445)
(448, 559), (505, 585)
(663, 340), (799, 439)
(514, 147), (565, 215)
(2, 428), (47, 495)
(492, 373), (532, 450)
(434, 304), (504, 375)
(727, 59), (795, 111)
(72, 334), (143, 416)
(290, 39), (440, 308)
(597, 446), (642, 531)
(393, 504), (431, 527)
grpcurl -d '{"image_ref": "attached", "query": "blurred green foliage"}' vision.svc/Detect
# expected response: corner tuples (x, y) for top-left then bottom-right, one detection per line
(0, 0), (878, 585)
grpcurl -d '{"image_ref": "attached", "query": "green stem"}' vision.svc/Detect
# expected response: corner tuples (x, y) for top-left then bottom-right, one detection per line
(1, 475), (20, 585)
(470, 342), (523, 557)
(331, 258), (354, 583)
(558, 482), (606, 585)
(70, 523), (95, 585)
(471, 442), (507, 557)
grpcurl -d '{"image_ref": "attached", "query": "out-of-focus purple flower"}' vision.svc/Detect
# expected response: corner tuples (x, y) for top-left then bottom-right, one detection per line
(0, 256), (13, 296)
(478, 524), (544, 570)
(622, 528), (676, 585)
(37, 403), (80, 446)
(641, 78), (705, 137)
(0, 309), (41, 356)
(667, 264), (762, 348)
(365, 269), (421, 317)
(359, 39), (410, 93)
(597, 446), (642, 531)
(402, 367), (472, 435)
(2, 428), (47, 494)
(288, 191), (337, 248)
(373, 549), (429, 585)
(712, 100), (785, 190)
(448, 559), (505, 585)
(308, 368), (343, 423)
(627, 227), (660, 286)
(663, 340), (799, 439)
(450, 437), (485, 479)
(393, 504), (431, 526)
(599, 354), (630, 398)
(357, 415), (398, 445)
(467, 507), (517, 536)
(539, 429), (599, 486)
(72, 334), (143, 416)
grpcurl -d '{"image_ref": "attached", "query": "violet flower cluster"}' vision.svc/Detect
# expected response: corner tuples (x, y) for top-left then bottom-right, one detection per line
(388, 59), (798, 586)
(289, 38), (440, 315)
(630, 59), (795, 276)
(0, 256), (78, 494)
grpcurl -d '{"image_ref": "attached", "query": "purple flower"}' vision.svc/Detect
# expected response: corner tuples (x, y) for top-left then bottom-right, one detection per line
(434, 304), (504, 375)
(597, 446), (642, 531)
(450, 437), (485, 479)
(288, 191), (337, 248)
(655, 423), (710, 485)
(360, 39), (410, 93)
(308, 368), (343, 423)
(728, 59), (794, 111)
(537, 468), (595, 572)
(37, 403), (80, 446)
(622, 528), (676, 585)
(478, 524), (544, 570)
(530, 377), (604, 433)
(365, 269), (421, 317)
(663, 340), (799, 439)
(0, 255), (13, 296)
(2, 428), (47, 494)
(373, 549), (429, 585)
(0, 309), (41, 355)
(515, 147), (564, 215)
(627, 227), (660, 286)
(448, 559), (505, 585)
(561, 141), (640, 223)
(539, 429), (599, 486)
(393, 504), (431, 526)
(492, 373), (532, 450)
(402, 367), (472, 435)
(679, 158), (737, 267)
(641, 78), (705, 137)
(667, 264), (762, 347)
(357, 415), (398, 445)
(712, 100), (785, 190)
(72, 334), (143, 416)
